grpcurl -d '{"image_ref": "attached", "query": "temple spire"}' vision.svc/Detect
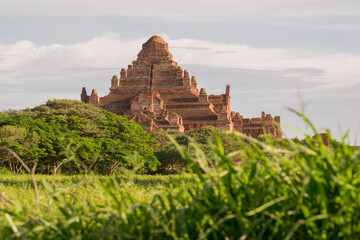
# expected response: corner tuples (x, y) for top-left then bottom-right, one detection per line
(137, 35), (173, 64)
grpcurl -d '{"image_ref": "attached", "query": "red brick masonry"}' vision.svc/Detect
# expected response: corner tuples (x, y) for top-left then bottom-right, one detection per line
(81, 36), (281, 138)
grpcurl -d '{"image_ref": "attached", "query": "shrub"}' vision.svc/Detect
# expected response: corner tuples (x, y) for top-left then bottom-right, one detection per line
(151, 126), (241, 173)
(0, 99), (159, 174)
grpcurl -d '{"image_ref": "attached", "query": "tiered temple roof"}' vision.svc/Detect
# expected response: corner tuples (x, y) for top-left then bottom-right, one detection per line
(81, 35), (281, 137)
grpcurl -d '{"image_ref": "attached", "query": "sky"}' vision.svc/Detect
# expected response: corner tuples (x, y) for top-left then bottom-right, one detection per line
(0, 0), (359, 143)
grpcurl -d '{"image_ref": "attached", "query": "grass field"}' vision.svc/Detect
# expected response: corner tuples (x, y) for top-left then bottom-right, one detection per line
(0, 118), (360, 239)
(0, 173), (194, 217)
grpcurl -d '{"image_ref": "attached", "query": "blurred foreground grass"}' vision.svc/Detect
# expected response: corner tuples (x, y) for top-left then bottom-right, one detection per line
(0, 111), (360, 239)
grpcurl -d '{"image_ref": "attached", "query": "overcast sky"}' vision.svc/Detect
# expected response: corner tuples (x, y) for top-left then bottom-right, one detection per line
(0, 0), (359, 143)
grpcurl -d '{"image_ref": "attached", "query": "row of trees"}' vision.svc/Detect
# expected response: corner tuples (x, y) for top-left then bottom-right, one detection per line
(1, 99), (312, 175)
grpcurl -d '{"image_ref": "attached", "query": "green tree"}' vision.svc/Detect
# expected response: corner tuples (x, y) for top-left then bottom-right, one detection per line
(0, 100), (159, 174)
(0, 125), (42, 173)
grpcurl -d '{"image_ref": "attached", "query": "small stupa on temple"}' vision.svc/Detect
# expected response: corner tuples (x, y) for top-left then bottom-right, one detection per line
(81, 35), (281, 138)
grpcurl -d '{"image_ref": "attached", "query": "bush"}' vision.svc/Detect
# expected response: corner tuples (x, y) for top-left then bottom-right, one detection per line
(151, 126), (242, 173)
(0, 99), (159, 174)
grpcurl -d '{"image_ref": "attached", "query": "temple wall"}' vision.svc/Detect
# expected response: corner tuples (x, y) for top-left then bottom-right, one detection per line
(81, 35), (282, 138)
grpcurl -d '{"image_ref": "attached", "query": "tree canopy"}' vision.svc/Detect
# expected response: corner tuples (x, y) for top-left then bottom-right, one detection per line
(0, 99), (159, 174)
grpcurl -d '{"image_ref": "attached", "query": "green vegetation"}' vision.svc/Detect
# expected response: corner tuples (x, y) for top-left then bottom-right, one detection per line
(0, 173), (195, 215)
(0, 99), (259, 175)
(151, 126), (241, 173)
(0, 107), (359, 239)
(0, 100), (159, 175)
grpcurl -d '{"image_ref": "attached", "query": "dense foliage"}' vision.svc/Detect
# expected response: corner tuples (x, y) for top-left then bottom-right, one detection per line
(0, 99), (159, 174)
(0, 111), (359, 239)
(151, 126), (241, 173)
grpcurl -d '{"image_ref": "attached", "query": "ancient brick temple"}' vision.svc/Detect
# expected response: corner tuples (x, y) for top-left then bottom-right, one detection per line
(81, 35), (282, 138)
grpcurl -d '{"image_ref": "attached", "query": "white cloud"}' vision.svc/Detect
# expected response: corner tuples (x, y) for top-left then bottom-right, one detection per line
(1, 34), (359, 91)
(169, 39), (360, 89)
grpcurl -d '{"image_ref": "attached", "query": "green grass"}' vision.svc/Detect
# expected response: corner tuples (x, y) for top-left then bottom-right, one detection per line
(0, 112), (360, 239)
(0, 174), (194, 217)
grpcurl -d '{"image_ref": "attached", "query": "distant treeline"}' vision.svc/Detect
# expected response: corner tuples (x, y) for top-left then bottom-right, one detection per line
(2, 99), (356, 175)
